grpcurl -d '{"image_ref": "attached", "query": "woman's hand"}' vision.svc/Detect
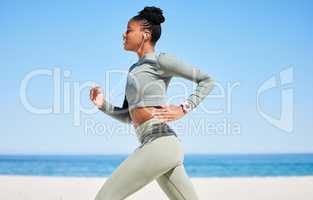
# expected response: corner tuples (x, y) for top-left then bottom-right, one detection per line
(151, 104), (186, 122)
(90, 86), (105, 108)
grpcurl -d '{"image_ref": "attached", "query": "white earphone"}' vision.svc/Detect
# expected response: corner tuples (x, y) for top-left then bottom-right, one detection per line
(144, 30), (152, 40)
(136, 32), (150, 51)
(143, 32), (148, 40)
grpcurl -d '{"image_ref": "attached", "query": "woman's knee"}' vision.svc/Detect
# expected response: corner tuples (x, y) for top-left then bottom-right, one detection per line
(94, 186), (124, 200)
(157, 164), (199, 200)
(94, 190), (111, 200)
(94, 177), (124, 200)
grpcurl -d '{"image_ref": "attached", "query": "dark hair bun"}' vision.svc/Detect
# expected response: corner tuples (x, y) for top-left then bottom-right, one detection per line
(138, 6), (165, 25)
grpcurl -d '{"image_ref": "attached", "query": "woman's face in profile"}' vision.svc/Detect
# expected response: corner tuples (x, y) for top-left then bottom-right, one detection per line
(123, 20), (144, 51)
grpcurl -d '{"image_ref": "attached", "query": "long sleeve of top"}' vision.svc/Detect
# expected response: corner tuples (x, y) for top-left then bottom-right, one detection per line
(157, 52), (214, 111)
(98, 51), (214, 124)
(98, 94), (132, 124)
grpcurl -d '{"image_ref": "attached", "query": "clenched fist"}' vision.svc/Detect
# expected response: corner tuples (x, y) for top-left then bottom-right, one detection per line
(90, 86), (105, 108)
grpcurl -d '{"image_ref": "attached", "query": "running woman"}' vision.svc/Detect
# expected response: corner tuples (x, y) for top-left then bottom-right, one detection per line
(90, 6), (214, 200)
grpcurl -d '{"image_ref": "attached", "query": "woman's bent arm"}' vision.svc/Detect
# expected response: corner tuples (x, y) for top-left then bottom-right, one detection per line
(157, 52), (214, 112)
(98, 95), (132, 124)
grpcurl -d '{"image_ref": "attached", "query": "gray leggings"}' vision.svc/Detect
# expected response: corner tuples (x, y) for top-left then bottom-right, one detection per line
(94, 118), (199, 200)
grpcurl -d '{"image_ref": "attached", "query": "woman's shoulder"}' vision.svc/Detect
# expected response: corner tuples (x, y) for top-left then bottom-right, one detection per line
(157, 51), (181, 70)
(157, 51), (176, 61)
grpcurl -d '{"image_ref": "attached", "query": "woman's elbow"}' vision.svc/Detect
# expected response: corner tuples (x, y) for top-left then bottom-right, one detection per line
(201, 76), (215, 92)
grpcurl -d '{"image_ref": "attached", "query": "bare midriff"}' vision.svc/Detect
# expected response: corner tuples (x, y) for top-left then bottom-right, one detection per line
(129, 106), (163, 129)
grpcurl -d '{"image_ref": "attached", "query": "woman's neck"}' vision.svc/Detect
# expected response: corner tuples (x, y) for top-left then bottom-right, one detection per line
(136, 45), (155, 58)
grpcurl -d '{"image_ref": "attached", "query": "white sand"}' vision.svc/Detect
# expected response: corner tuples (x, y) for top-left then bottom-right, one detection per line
(1, 175), (313, 200)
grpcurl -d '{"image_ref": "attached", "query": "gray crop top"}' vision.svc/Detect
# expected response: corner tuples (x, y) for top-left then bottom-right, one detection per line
(99, 51), (214, 124)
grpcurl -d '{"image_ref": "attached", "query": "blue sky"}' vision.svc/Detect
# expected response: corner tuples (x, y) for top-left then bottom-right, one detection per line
(1, 0), (312, 155)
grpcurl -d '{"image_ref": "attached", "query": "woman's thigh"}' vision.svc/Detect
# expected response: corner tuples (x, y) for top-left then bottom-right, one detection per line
(156, 164), (199, 200)
(94, 135), (183, 200)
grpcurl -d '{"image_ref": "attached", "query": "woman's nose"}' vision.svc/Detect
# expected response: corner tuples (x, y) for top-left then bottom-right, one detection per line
(122, 32), (126, 40)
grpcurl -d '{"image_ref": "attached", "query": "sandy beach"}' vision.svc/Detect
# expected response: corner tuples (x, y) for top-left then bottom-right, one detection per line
(1, 175), (312, 200)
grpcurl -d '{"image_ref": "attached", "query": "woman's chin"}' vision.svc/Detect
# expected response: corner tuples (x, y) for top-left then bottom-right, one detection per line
(123, 45), (133, 51)
(123, 43), (136, 51)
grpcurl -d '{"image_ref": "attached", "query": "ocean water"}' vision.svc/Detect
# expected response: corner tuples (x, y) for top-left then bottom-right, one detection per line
(0, 154), (313, 177)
